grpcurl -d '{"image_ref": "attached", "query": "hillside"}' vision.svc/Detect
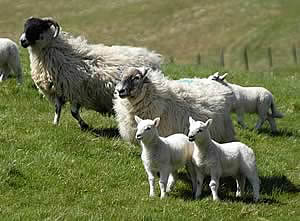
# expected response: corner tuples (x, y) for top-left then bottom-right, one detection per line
(1, 0), (300, 69)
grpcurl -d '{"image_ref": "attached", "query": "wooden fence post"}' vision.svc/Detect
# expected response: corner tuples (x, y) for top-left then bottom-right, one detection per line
(292, 45), (298, 65)
(268, 47), (273, 69)
(244, 47), (249, 71)
(196, 53), (201, 65)
(220, 48), (225, 67)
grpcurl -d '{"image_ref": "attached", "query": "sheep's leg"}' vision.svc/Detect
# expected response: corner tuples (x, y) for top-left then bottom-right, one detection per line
(159, 169), (170, 199)
(166, 171), (177, 193)
(71, 103), (89, 130)
(267, 115), (278, 133)
(146, 170), (155, 197)
(236, 175), (246, 198)
(194, 170), (204, 200)
(237, 112), (247, 128)
(186, 162), (197, 196)
(9, 59), (23, 84)
(209, 175), (220, 201)
(53, 96), (64, 125)
(255, 105), (268, 131)
(247, 173), (260, 202)
(0, 65), (9, 81)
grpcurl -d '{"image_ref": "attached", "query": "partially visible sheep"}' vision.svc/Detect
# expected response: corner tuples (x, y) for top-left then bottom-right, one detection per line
(113, 67), (236, 144)
(19, 17), (162, 129)
(0, 38), (23, 84)
(188, 116), (260, 202)
(135, 115), (196, 198)
(208, 72), (284, 132)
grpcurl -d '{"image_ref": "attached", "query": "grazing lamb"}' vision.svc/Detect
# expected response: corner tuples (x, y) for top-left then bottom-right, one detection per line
(113, 67), (236, 144)
(0, 38), (23, 84)
(188, 116), (260, 202)
(19, 17), (162, 129)
(208, 72), (284, 132)
(135, 115), (196, 198)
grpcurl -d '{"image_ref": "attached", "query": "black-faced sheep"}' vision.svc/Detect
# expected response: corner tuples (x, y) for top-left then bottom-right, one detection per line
(19, 17), (162, 129)
(0, 38), (23, 84)
(113, 67), (236, 144)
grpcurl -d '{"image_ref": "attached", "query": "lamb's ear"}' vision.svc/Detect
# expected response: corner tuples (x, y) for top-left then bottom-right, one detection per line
(189, 116), (195, 126)
(205, 119), (213, 128)
(219, 73), (228, 81)
(153, 117), (160, 127)
(134, 115), (142, 124)
(140, 67), (150, 80)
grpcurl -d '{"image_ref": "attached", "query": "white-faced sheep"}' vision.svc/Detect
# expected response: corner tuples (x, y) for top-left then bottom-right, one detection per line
(0, 38), (23, 84)
(135, 115), (196, 198)
(188, 116), (260, 202)
(208, 72), (284, 132)
(19, 17), (162, 129)
(113, 67), (236, 144)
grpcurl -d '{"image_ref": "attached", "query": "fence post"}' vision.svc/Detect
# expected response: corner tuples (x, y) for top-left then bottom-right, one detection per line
(244, 47), (249, 71)
(220, 48), (225, 67)
(268, 47), (273, 69)
(292, 45), (298, 65)
(196, 53), (201, 65)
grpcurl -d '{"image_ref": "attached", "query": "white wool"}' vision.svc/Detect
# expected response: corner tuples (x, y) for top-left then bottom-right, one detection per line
(114, 68), (236, 144)
(135, 116), (196, 199)
(188, 117), (260, 202)
(0, 38), (23, 84)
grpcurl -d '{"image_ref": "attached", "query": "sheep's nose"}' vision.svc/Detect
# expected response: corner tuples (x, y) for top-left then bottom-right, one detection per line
(188, 136), (195, 142)
(136, 134), (142, 140)
(20, 34), (29, 48)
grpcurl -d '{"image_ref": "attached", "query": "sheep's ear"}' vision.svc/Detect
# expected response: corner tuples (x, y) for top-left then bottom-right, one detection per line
(189, 116), (195, 126)
(134, 115), (142, 124)
(139, 67), (150, 80)
(205, 119), (213, 128)
(153, 117), (160, 127)
(219, 73), (228, 81)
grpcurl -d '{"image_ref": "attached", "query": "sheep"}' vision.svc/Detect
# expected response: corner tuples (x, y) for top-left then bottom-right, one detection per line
(208, 72), (284, 132)
(19, 17), (162, 129)
(113, 67), (236, 144)
(188, 116), (260, 202)
(135, 115), (196, 199)
(0, 38), (23, 84)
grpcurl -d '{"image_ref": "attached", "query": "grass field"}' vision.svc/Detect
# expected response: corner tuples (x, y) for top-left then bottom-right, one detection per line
(0, 47), (299, 220)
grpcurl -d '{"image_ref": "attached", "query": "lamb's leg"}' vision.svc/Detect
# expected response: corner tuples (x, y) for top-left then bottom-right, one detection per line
(237, 111), (247, 128)
(236, 175), (246, 198)
(186, 162), (197, 196)
(146, 170), (155, 197)
(194, 170), (204, 199)
(9, 58), (23, 84)
(53, 96), (64, 125)
(159, 169), (170, 199)
(166, 171), (177, 193)
(247, 173), (260, 202)
(267, 114), (278, 133)
(256, 104), (268, 130)
(71, 103), (89, 130)
(209, 175), (220, 201)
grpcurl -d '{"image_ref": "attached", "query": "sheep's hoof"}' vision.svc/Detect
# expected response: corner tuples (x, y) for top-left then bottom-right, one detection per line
(79, 122), (89, 131)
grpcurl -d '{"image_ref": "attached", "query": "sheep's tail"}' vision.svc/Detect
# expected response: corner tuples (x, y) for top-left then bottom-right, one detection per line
(270, 99), (284, 118)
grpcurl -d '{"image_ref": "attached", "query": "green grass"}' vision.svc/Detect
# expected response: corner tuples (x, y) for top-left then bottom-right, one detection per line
(0, 51), (300, 220)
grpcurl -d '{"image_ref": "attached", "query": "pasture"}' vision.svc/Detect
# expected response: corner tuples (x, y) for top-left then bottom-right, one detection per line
(0, 50), (299, 219)
(0, 0), (300, 220)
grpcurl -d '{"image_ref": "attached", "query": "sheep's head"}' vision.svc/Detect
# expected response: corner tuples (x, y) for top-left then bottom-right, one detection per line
(207, 72), (228, 82)
(115, 67), (150, 99)
(20, 17), (60, 48)
(135, 115), (160, 142)
(188, 116), (212, 142)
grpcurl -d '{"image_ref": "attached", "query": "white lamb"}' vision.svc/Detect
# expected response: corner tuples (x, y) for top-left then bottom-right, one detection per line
(113, 67), (236, 144)
(208, 72), (284, 132)
(19, 17), (162, 129)
(0, 38), (23, 84)
(188, 116), (260, 202)
(135, 115), (196, 199)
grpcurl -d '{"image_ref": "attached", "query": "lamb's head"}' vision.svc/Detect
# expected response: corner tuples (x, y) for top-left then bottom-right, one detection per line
(207, 72), (228, 82)
(135, 115), (160, 142)
(115, 67), (150, 99)
(188, 116), (213, 142)
(20, 17), (60, 49)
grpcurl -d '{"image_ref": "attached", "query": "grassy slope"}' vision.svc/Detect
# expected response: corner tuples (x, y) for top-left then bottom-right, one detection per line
(1, 0), (300, 67)
(0, 52), (300, 219)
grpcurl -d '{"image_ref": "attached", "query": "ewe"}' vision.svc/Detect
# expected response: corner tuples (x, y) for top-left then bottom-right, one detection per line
(114, 67), (236, 144)
(188, 116), (260, 202)
(135, 115), (196, 198)
(208, 72), (283, 132)
(0, 38), (23, 84)
(20, 17), (162, 129)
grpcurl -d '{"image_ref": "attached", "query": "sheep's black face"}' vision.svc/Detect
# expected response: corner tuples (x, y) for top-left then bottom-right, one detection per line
(115, 67), (149, 99)
(20, 17), (60, 48)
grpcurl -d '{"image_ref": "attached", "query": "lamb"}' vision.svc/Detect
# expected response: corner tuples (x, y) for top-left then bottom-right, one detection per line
(135, 115), (196, 198)
(208, 72), (284, 132)
(0, 38), (23, 84)
(188, 116), (260, 202)
(19, 17), (162, 129)
(113, 67), (236, 144)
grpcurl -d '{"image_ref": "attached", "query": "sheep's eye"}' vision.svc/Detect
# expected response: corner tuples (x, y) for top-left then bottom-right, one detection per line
(197, 129), (203, 133)
(145, 126), (151, 131)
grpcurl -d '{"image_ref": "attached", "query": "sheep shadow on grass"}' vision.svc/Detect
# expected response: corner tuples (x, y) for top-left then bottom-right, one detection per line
(89, 127), (120, 138)
(256, 127), (300, 138)
(176, 172), (299, 204)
